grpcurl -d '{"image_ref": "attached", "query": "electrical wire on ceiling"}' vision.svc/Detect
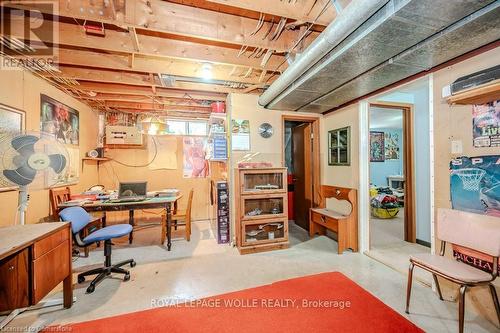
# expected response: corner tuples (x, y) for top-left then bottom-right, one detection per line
(265, 0), (332, 84)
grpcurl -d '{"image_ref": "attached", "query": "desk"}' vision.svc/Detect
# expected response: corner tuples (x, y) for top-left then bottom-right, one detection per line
(0, 223), (72, 312)
(59, 196), (182, 251)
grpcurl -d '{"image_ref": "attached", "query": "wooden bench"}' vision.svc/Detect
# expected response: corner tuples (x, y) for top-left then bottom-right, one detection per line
(309, 186), (358, 254)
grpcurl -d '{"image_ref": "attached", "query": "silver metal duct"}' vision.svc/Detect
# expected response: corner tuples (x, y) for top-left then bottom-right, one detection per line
(258, 0), (389, 107)
(260, 0), (499, 112)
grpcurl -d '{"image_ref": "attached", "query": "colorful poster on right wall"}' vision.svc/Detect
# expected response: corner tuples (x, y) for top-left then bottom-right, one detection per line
(450, 155), (500, 216)
(450, 155), (500, 275)
(472, 100), (500, 148)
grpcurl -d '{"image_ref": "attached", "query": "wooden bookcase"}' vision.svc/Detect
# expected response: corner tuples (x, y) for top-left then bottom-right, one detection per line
(235, 167), (289, 254)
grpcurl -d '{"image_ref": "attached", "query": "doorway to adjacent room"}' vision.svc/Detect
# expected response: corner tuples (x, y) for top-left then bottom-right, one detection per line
(369, 103), (415, 247)
(362, 77), (434, 285)
(282, 116), (320, 235)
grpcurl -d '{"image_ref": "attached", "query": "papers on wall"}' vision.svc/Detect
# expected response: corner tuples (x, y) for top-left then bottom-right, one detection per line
(149, 136), (177, 170)
(183, 137), (208, 178)
(231, 119), (250, 151)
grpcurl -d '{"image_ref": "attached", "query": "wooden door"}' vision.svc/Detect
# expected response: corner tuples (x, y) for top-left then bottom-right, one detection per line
(292, 123), (313, 230)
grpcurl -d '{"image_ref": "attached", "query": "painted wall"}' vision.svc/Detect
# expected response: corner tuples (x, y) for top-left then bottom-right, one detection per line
(227, 93), (322, 235)
(412, 85), (431, 243)
(321, 103), (360, 189)
(97, 136), (212, 222)
(432, 46), (500, 323)
(0, 68), (99, 226)
(369, 128), (404, 187)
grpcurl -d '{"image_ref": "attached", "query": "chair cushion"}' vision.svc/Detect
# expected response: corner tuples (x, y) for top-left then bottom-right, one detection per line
(410, 253), (493, 284)
(83, 224), (133, 244)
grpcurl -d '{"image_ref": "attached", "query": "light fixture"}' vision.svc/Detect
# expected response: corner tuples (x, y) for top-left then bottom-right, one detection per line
(140, 116), (167, 135)
(201, 63), (213, 80)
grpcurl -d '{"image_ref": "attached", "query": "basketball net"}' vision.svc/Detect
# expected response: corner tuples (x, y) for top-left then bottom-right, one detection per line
(452, 168), (486, 192)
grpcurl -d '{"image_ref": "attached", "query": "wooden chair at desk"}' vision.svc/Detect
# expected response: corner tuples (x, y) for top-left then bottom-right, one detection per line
(162, 189), (193, 242)
(49, 187), (104, 257)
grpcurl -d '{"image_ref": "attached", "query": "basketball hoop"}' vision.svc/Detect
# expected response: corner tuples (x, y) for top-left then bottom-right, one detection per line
(451, 168), (486, 191)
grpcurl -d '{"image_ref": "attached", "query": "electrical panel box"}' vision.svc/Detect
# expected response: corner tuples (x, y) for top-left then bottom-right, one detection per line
(105, 126), (143, 145)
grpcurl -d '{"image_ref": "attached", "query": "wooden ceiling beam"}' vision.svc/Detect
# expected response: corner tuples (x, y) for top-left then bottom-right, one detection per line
(203, 0), (336, 26)
(52, 57), (272, 86)
(3, 0), (319, 52)
(72, 82), (228, 101)
(80, 94), (211, 105)
(3, 15), (287, 70)
(89, 101), (211, 112)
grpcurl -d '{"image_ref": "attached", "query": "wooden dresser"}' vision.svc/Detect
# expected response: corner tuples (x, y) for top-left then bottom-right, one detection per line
(0, 222), (73, 312)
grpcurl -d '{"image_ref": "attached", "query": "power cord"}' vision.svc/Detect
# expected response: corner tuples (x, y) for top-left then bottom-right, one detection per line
(108, 136), (159, 168)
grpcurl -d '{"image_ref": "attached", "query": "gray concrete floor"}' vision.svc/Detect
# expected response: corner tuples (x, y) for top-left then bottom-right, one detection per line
(369, 209), (433, 285)
(2, 220), (499, 332)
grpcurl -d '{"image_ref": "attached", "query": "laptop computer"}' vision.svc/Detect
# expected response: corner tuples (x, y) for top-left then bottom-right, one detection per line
(110, 181), (148, 203)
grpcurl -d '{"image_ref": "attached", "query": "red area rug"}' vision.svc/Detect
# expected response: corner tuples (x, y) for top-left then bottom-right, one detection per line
(45, 272), (422, 333)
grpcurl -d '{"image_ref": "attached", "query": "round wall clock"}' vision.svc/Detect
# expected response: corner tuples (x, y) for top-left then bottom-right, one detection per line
(258, 123), (274, 138)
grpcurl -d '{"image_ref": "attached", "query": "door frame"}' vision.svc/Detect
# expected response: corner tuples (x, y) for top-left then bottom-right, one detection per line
(368, 102), (416, 243)
(281, 115), (321, 208)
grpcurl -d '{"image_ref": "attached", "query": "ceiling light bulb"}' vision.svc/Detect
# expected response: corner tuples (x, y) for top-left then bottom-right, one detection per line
(201, 63), (213, 80)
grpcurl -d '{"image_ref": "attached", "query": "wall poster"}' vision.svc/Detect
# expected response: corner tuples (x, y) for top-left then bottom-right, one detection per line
(183, 137), (208, 178)
(369, 131), (385, 162)
(450, 155), (500, 275)
(384, 132), (400, 160)
(40, 94), (80, 145)
(472, 100), (500, 148)
(231, 119), (250, 151)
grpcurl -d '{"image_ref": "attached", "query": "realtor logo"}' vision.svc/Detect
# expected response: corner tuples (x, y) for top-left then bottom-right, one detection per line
(0, 1), (59, 69)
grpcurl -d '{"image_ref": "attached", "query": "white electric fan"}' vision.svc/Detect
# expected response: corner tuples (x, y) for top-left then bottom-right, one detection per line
(0, 132), (69, 225)
(0, 132), (72, 330)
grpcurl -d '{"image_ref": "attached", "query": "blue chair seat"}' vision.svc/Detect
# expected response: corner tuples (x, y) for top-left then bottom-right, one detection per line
(83, 224), (133, 244)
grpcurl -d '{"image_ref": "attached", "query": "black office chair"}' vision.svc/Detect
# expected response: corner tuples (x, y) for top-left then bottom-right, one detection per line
(60, 206), (136, 293)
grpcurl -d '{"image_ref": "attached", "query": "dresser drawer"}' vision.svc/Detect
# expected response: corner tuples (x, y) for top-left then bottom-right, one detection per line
(32, 240), (71, 304)
(33, 227), (69, 260)
(311, 211), (338, 232)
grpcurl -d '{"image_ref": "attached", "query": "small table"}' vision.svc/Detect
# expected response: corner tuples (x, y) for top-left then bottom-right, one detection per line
(59, 196), (182, 251)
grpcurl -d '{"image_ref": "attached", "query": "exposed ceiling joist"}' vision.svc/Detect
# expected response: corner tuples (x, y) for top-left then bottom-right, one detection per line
(93, 101), (211, 112)
(51, 59), (268, 87)
(4, 15), (287, 71)
(79, 94), (210, 104)
(204, 0), (336, 26)
(3, 0), (319, 52)
(73, 81), (227, 101)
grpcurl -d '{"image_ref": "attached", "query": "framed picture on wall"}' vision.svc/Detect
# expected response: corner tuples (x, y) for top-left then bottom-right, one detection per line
(0, 103), (25, 192)
(328, 126), (350, 166)
(370, 131), (385, 162)
(384, 131), (400, 160)
(40, 94), (80, 145)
